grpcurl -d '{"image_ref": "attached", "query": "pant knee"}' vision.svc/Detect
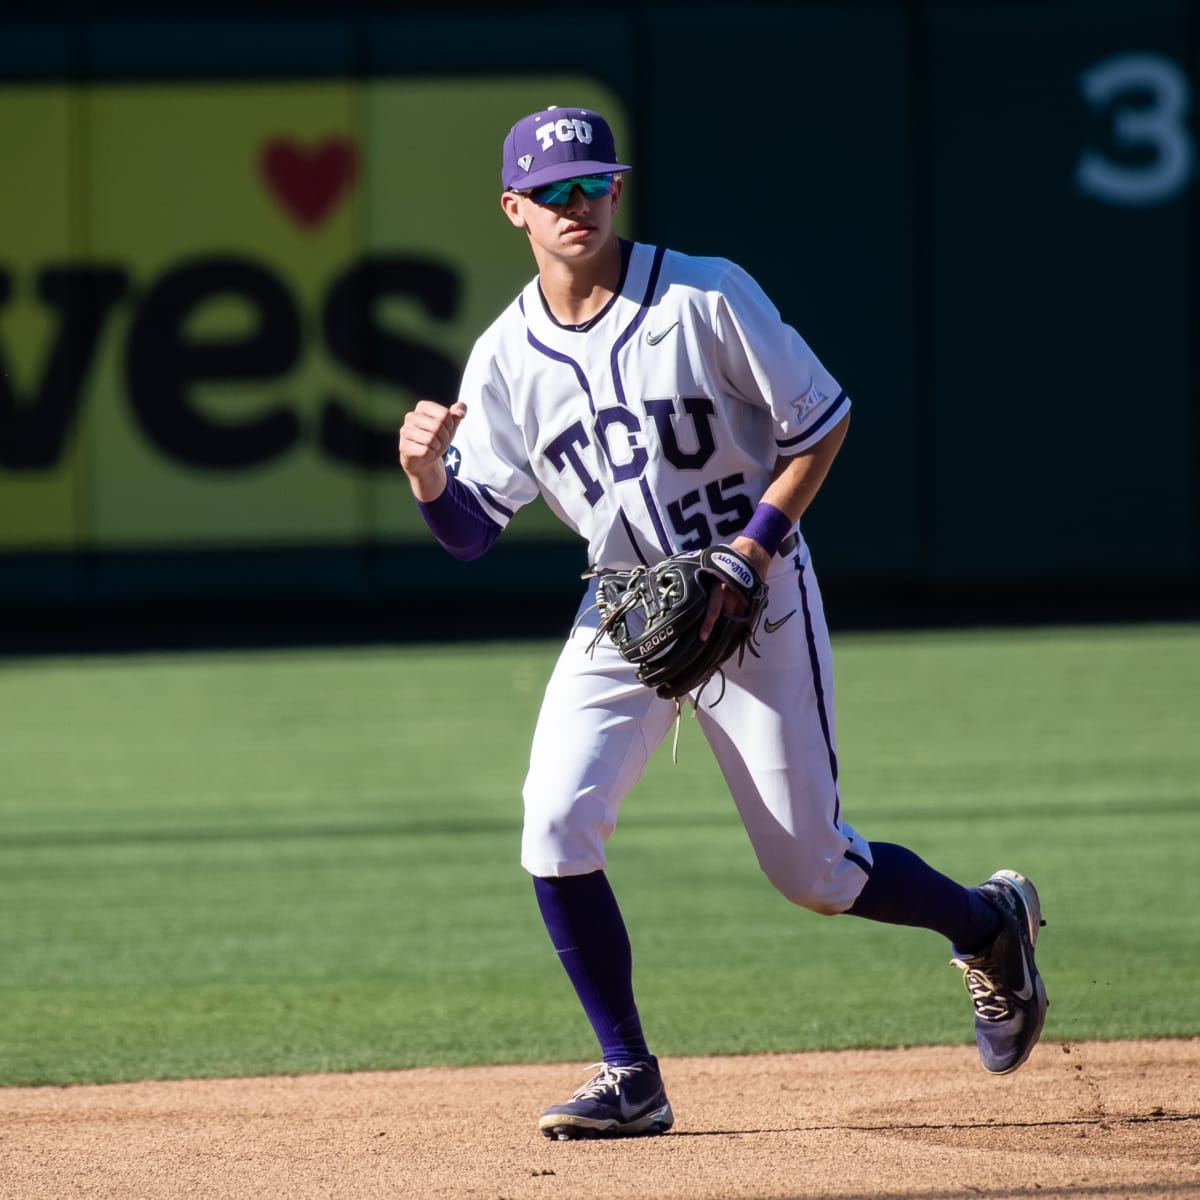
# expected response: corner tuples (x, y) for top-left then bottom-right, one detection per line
(521, 788), (612, 878)
(763, 857), (868, 916)
(774, 881), (846, 916)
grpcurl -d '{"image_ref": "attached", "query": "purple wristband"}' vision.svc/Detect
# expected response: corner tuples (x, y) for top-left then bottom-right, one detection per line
(741, 502), (792, 557)
(416, 475), (501, 560)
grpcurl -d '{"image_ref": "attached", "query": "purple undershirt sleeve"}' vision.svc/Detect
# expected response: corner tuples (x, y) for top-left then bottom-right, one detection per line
(415, 475), (502, 561)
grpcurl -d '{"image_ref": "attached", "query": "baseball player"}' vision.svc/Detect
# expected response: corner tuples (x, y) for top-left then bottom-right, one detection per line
(398, 106), (1048, 1140)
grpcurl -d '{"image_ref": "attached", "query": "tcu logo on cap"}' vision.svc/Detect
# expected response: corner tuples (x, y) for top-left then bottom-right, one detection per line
(535, 118), (593, 151)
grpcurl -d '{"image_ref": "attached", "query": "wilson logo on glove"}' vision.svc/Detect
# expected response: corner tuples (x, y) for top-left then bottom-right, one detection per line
(709, 551), (754, 589)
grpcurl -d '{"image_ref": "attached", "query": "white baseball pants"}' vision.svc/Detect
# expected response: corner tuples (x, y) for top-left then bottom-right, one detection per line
(520, 551), (873, 915)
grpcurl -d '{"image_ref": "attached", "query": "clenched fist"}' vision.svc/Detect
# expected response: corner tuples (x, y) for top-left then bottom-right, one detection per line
(398, 400), (467, 501)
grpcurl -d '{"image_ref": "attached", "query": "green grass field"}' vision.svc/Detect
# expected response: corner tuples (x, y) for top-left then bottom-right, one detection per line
(1, 623), (1197, 1086)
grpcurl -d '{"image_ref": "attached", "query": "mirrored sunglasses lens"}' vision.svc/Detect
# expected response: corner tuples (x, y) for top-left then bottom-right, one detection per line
(532, 174), (613, 204)
(533, 180), (572, 204)
(578, 174), (614, 198)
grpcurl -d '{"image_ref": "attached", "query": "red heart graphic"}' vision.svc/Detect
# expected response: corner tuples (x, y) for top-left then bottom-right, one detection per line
(259, 137), (358, 230)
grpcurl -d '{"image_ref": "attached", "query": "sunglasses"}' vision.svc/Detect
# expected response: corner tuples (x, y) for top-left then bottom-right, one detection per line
(518, 173), (616, 205)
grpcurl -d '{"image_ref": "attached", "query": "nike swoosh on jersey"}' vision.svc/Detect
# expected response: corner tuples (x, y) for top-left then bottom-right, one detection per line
(763, 610), (797, 634)
(645, 321), (680, 346)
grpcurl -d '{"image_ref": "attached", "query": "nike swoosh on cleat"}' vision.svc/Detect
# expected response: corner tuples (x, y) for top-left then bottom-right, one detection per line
(763, 610), (797, 634)
(645, 322), (680, 346)
(1013, 954), (1035, 1003)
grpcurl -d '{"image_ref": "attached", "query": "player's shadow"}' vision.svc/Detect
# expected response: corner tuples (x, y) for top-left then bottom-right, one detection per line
(750, 1187), (1195, 1200)
(675, 1109), (1197, 1138)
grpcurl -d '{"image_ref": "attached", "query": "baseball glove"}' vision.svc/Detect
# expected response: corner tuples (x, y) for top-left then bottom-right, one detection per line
(586, 544), (769, 702)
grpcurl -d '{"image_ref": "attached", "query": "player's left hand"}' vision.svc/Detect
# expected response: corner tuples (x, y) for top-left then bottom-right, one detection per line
(700, 536), (772, 641)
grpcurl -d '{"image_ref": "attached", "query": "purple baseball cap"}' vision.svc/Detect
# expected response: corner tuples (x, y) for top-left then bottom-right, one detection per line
(501, 106), (631, 191)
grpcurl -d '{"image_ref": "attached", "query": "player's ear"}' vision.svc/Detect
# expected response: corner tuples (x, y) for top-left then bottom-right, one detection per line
(612, 175), (624, 212)
(500, 191), (527, 228)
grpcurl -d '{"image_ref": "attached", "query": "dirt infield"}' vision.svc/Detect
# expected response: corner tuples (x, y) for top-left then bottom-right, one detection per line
(2, 1039), (1197, 1200)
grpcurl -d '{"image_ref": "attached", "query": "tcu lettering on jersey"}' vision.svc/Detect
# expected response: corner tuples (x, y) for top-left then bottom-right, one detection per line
(536, 118), (593, 151)
(544, 397), (720, 499)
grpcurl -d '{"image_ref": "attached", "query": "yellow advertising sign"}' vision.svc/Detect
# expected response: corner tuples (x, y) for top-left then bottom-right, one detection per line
(0, 76), (630, 549)
(0, 86), (79, 546)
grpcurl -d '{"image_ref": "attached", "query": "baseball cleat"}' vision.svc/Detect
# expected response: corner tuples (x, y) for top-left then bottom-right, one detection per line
(951, 869), (1049, 1075)
(538, 1058), (674, 1140)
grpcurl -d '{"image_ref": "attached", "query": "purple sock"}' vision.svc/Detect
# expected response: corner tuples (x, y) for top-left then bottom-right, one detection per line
(845, 842), (1001, 953)
(533, 872), (651, 1066)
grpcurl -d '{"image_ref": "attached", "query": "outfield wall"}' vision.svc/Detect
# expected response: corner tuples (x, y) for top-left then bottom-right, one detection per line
(0, 0), (1196, 625)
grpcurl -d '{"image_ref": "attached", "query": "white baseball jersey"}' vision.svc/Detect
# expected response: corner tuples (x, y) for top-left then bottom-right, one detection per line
(445, 241), (851, 571)
(446, 240), (870, 913)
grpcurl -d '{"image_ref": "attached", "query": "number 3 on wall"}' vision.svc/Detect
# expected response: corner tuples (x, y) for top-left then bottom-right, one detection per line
(1075, 52), (1194, 207)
